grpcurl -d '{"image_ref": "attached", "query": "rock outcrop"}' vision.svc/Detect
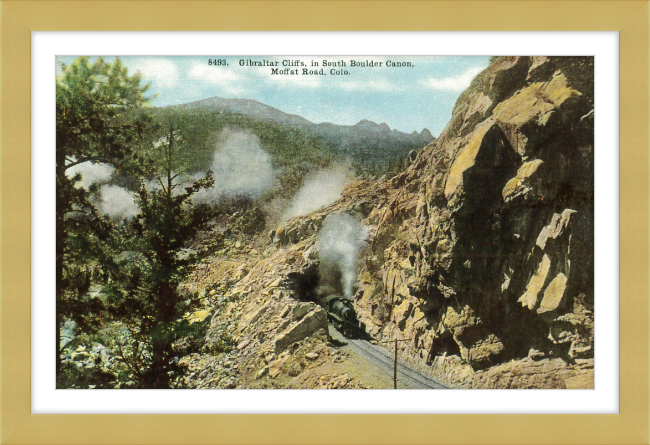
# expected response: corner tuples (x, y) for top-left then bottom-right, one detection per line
(352, 56), (594, 388)
(274, 307), (328, 354)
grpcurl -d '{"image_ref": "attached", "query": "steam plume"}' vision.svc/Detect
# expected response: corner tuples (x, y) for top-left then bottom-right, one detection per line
(65, 160), (138, 221)
(193, 128), (275, 204)
(97, 185), (139, 221)
(66, 162), (114, 189)
(317, 213), (367, 298)
(283, 165), (353, 220)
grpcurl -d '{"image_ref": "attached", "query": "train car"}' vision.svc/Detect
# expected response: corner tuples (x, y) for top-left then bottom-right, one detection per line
(323, 294), (361, 338)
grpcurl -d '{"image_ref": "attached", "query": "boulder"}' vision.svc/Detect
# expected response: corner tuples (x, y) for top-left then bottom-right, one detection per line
(444, 120), (497, 199)
(462, 334), (505, 367)
(293, 302), (316, 320)
(274, 308), (328, 354)
(256, 366), (269, 379)
(237, 301), (270, 333)
(443, 305), (480, 332)
(236, 339), (251, 350)
(186, 310), (211, 324)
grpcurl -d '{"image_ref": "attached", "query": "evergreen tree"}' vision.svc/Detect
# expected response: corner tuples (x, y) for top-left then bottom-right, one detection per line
(56, 56), (151, 379)
(105, 125), (215, 388)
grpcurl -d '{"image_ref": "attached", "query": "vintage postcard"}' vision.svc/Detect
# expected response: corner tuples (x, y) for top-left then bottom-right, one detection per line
(55, 55), (594, 389)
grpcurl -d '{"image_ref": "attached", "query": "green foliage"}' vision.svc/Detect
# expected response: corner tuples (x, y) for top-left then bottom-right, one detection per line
(172, 317), (214, 355)
(103, 126), (217, 388)
(142, 108), (332, 175)
(56, 361), (117, 390)
(56, 56), (152, 174)
(231, 207), (266, 235)
(56, 57), (152, 378)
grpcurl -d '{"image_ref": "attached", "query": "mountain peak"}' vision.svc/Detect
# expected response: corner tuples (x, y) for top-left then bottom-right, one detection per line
(175, 96), (314, 127)
(354, 119), (391, 133)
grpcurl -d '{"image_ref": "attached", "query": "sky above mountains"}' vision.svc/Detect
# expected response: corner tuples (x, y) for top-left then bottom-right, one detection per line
(56, 55), (491, 135)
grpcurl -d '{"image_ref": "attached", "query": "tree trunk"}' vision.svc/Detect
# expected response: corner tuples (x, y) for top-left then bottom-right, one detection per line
(144, 337), (172, 389)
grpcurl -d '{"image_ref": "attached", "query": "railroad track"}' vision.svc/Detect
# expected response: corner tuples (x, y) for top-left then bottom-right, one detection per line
(330, 328), (448, 389)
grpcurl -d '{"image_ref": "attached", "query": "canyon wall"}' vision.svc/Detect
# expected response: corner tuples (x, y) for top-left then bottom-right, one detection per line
(354, 56), (594, 388)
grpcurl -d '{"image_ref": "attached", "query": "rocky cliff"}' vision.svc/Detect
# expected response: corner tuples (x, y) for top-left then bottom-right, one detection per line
(183, 56), (595, 389)
(353, 56), (595, 388)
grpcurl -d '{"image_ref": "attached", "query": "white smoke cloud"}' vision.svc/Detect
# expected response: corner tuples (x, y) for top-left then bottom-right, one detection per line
(282, 165), (353, 220)
(317, 213), (367, 298)
(97, 185), (139, 221)
(193, 128), (275, 204)
(66, 162), (114, 189)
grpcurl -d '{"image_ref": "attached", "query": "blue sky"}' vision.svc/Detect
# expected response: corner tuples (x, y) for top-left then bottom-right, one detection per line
(56, 55), (491, 135)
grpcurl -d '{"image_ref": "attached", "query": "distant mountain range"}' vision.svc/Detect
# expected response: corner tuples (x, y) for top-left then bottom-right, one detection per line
(171, 97), (435, 155)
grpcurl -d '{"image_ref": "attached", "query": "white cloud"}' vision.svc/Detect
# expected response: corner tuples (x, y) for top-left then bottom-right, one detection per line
(335, 79), (398, 92)
(265, 76), (324, 89)
(188, 63), (242, 82)
(420, 66), (484, 92)
(129, 57), (180, 88)
(187, 62), (248, 95)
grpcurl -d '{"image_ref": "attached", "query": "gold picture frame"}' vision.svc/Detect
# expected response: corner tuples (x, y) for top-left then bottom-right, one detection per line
(1, 1), (647, 444)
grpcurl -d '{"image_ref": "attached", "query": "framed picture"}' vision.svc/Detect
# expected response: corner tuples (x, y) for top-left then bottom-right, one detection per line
(2, 1), (648, 444)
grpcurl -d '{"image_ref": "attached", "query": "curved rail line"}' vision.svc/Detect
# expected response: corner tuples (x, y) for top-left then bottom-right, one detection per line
(350, 338), (448, 389)
(331, 328), (448, 389)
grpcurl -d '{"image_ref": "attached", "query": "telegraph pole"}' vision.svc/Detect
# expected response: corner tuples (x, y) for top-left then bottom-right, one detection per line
(394, 338), (398, 389)
(380, 337), (412, 389)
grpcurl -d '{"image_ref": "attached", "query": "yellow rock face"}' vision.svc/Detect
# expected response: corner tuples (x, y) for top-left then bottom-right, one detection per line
(444, 120), (494, 199)
(538, 272), (568, 313)
(502, 159), (544, 200)
(393, 301), (414, 327)
(493, 72), (581, 127)
(443, 305), (479, 330)
(518, 254), (551, 310)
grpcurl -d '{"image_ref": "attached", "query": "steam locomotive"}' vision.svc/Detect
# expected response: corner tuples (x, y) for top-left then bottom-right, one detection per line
(323, 294), (363, 338)
(286, 268), (364, 338)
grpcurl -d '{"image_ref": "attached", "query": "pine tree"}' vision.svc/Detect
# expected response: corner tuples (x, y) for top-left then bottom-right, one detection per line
(56, 56), (151, 380)
(105, 124), (215, 388)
